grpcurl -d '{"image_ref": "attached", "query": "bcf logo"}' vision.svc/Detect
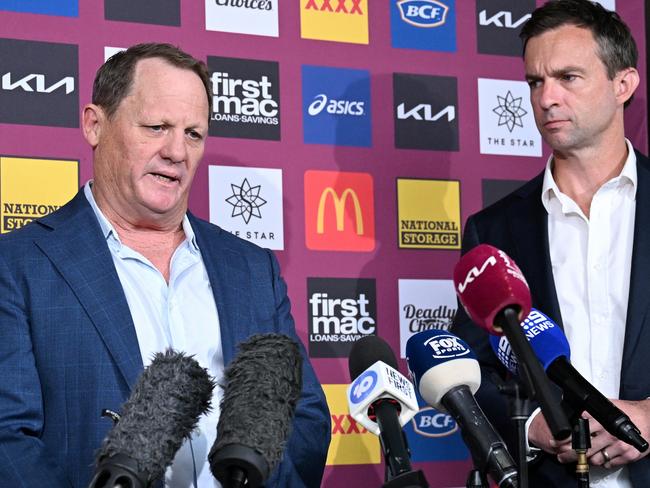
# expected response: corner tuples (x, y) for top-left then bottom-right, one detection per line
(397, 0), (448, 27)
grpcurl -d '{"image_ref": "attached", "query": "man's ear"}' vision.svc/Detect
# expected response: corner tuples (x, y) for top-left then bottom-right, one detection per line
(82, 104), (105, 148)
(615, 67), (640, 106)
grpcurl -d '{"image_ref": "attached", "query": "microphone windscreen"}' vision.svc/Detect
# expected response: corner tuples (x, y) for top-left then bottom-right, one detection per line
(453, 244), (531, 334)
(210, 333), (302, 483)
(349, 335), (399, 381)
(489, 308), (571, 374)
(406, 329), (480, 411)
(96, 350), (214, 484)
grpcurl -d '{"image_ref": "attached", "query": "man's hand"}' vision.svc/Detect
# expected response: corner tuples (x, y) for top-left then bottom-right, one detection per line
(528, 411), (572, 458)
(581, 399), (650, 468)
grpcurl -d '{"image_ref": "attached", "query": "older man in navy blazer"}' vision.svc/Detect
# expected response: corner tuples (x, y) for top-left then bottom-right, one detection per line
(0, 43), (330, 487)
(452, 1), (650, 487)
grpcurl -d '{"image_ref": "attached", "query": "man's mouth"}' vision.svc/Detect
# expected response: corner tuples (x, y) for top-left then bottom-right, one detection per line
(151, 172), (179, 183)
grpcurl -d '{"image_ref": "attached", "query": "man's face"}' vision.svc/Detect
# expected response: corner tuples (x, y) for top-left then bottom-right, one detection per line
(91, 57), (209, 226)
(524, 24), (621, 154)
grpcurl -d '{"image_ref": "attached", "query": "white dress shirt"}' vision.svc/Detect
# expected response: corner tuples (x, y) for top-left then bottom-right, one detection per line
(85, 182), (224, 488)
(531, 139), (637, 487)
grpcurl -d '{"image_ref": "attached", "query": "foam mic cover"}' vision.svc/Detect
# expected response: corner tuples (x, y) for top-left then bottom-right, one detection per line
(405, 329), (480, 411)
(453, 244), (531, 335)
(489, 308), (570, 375)
(209, 333), (302, 488)
(89, 350), (214, 488)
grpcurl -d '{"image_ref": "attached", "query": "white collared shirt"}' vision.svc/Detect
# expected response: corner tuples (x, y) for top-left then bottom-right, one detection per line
(84, 182), (224, 488)
(535, 140), (637, 487)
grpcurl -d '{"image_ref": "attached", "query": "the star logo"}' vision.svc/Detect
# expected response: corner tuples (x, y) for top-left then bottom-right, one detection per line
(492, 90), (527, 132)
(225, 178), (267, 224)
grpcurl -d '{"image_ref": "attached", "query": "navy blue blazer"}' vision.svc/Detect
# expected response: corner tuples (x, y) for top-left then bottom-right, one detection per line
(452, 151), (650, 487)
(0, 190), (330, 487)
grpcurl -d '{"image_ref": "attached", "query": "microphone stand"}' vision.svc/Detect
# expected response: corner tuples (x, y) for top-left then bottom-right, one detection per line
(375, 401), (429, 488)
(493, 377), (529, 488)
(572, 418), (590, 488)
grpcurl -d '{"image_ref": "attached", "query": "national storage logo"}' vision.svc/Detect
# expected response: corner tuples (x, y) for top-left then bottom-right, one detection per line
(208, 165), (284, 250)
(300, 0), (369, 45)
(478, 78), (540, 157)
(0, 156), (78, 234)
(0, 0), (78, 16)
(208, 56), (280, 141)
(0, 38), (78, 128)
(391, 0), (456, 52)
(307, 278), (377, 358)
(393, 73), (458, 151)
(398, 279), (457, 357)
(302, 65), (371, 147)
(396, 178), (461, 249)
(104, 0), (180, 25)
(323, 384), (380, 465)
(205, 0), (278, 37)
(304, 170), (375, 252)
(476, 0), (534, 56)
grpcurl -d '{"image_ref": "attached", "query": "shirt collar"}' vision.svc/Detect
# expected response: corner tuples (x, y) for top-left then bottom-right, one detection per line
(541, 139), (637, 215)
(83, 181), (200, 253)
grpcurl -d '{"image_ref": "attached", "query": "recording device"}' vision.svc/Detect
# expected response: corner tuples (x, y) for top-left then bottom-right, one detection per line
(490, 309), (648, 453)
(348, 335), (428, 487)
(209, 334), (303, 488)
(88, 350), (214, 488)
(453, 243), (571, 440)
(406, 329), (518, 488)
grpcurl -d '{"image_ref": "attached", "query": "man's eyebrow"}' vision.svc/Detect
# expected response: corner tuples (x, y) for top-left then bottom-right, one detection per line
(525, 66), (586, 80)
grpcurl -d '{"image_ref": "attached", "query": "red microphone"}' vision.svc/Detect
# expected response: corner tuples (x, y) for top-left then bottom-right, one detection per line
(453, 244), (531, 335)
(453, 244), (570, 440)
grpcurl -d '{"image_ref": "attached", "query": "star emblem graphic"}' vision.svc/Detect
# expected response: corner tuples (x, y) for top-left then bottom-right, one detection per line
(225, 178), (267, 224)
(492, 90), (528, 132)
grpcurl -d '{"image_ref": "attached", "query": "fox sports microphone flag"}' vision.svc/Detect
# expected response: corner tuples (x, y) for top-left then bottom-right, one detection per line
(453, 244), (531, 335)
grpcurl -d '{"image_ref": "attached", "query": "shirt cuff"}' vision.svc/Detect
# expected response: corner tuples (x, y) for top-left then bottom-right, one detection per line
(525, 407), (543, 461)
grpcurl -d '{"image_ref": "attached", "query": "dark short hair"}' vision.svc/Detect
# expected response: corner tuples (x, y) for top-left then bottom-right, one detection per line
(520, 0), (638, 79)
(92, 43), (212, 120)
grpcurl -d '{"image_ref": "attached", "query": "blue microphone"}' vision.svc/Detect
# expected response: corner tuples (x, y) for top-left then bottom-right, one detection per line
(490, 309), (648, 453)
(406, 329), (518, 488)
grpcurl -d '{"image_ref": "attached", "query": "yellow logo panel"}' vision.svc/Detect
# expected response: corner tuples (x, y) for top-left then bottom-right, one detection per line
(397, 178), (461, 249)
(300, 0), (369, 45)
(0, 156), (78, 234)
(323, 384), (380, 465)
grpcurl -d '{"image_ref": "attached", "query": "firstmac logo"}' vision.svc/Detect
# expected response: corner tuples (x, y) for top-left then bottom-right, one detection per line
(304, 170), (374, 251)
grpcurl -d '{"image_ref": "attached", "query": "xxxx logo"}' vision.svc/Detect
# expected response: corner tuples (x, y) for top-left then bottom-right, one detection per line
(305, 0), (363, 14)
(331, 414), (369, 434)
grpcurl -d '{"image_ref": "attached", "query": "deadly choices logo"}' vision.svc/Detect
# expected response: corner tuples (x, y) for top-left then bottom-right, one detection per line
(302, 65), (371, 147)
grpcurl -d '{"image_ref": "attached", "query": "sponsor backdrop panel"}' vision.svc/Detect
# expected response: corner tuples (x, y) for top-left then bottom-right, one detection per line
(0, 1), (645, 486)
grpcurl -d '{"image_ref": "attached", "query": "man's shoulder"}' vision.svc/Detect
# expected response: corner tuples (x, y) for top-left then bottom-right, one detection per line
(469, 171), (544, 227)
(188, 214), (272, 259)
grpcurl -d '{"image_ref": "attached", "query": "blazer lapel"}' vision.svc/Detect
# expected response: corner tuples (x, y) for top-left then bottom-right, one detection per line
(35, 191), (143, 389)
(622, 153), (650, 369)
(507, 176), (564, 328)
(190, 216), (253, 365)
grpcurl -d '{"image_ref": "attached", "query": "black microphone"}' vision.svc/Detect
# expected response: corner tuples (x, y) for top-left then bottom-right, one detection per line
(490, 309), (649, 453)
(209, 333), (303, 488)
(406, 329), (518, 488)
(348, 335), (428, 488)
(89, 350), (215, 488)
